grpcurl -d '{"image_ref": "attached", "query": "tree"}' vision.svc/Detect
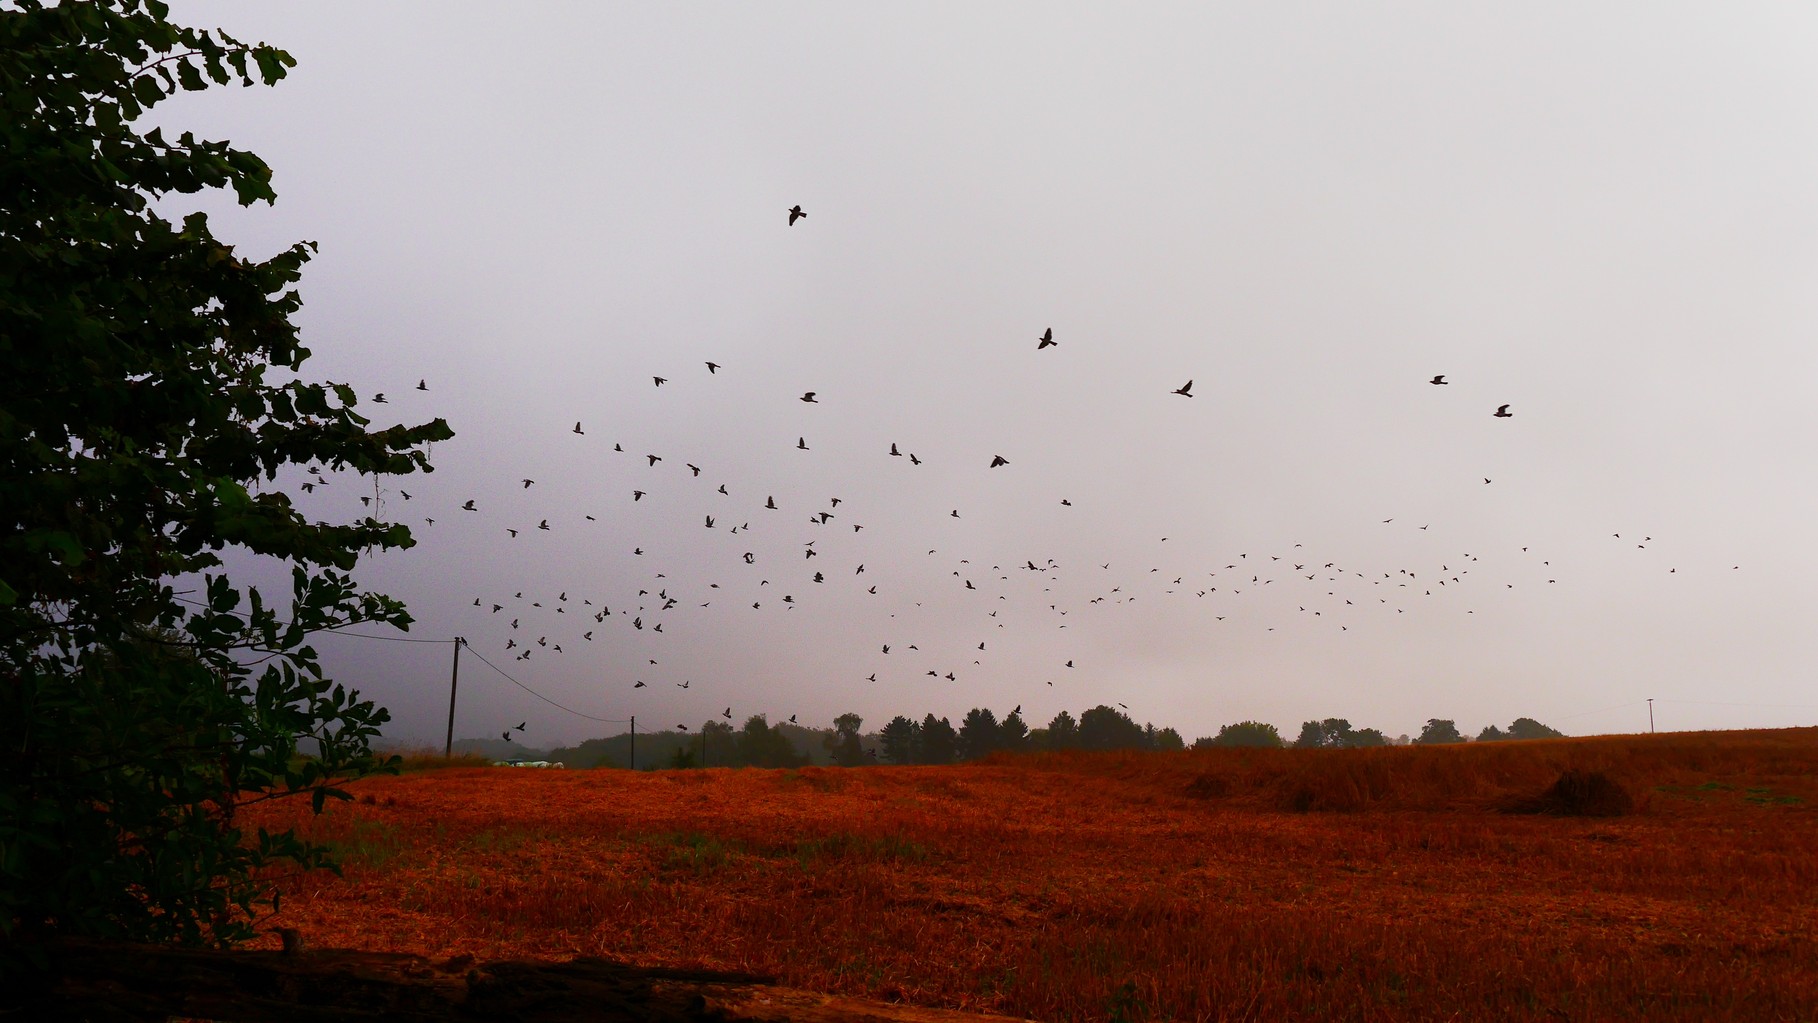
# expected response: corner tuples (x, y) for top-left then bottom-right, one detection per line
(998, 710), (1030, 752)
(1205, 721), (1285, 748)
(823, 713), (865, 767)
(1507, 717), (1565, 740)
(878, 715), (919, 765)
(0, 0), (452, 952)
(1045, 710), (1079, 750)
(701, 720), (735, 766)
(957, 707), (1001, 760)
(1078, 705), (1147, 751)
(1349, 728), (1389, 747)
(1476, 724), (1509, 742)
(918, 714), (958, 765)
(1294, 718), (1355, 749)
(735, 715), (805, 768)
(1415, 719), (1465, 745)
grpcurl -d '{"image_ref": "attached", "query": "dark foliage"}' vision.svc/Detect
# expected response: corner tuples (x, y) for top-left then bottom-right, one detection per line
(1, 0), (450, 952)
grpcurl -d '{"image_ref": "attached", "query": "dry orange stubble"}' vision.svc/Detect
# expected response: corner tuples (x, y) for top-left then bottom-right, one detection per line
(241, 729), (1818, 1021)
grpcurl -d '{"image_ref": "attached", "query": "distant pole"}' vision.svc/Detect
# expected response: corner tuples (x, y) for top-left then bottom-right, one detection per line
(443, 638), (464, 759)
(1647, 698), (1655, 734)
(628, 716), (635, 771)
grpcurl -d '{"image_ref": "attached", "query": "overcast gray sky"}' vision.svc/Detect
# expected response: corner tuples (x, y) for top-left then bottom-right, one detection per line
(161, 2), (1818, 747)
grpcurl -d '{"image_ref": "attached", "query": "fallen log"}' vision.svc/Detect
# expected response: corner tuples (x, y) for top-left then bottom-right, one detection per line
(4, 939), (1032, 1023)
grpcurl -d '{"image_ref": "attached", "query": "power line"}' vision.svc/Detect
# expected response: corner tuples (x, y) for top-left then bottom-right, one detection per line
(1554, 699), (1645, 721)
(171, 595), (628, 728)
(1657, 699), (1818, 710)
(461, 645), (629, 724)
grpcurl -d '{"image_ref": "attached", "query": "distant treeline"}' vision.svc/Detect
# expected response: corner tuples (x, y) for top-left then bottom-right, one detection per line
(458, 708), (1564, 770)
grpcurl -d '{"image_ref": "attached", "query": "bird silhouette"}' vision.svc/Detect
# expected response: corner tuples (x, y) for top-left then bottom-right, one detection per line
(800, 392), (818, 403)
(1172, 380), (1194, 397)
(416, 379), (427, 391)
(705, 361), (720, 373)
(797, 437), (809, 450)
(373, 393), (387, 403)
(653, 377), (667, 387)
(788, 204), (805, 225)
(461, 500), (476, 511)
(1037, 328), (1056, 349)
(573, 422), (584, 435)
(889, 442), (902, 456)
(909, 454), (921, 465)
(647, 455), (662, 466)
(1493, 404), (1512, 417)
(633, 490), (645, 501)
(538, 519), (549, 530)
(766, 496), (777, 509)
(990, 455), (1008, 468)
(1430, 375), (1448, 385)
(521, 479), (534, 488)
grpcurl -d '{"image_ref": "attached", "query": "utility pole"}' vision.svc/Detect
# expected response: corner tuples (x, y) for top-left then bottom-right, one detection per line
(443, 637), (464, 759)
(628, 716), (635, 771)
(1647, 698), (1655, 734)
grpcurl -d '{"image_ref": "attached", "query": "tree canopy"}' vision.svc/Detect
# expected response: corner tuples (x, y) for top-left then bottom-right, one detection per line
(1, 0), (450, 951)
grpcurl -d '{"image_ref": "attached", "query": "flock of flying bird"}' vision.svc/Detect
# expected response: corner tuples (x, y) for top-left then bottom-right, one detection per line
(319, 203), (1727, 742)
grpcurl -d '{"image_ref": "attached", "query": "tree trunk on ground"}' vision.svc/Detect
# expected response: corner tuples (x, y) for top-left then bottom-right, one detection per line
(6, 939), (1031, 1023)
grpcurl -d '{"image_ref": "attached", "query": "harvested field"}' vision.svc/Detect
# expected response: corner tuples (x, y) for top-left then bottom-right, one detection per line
(241, 729), (1818, 1021)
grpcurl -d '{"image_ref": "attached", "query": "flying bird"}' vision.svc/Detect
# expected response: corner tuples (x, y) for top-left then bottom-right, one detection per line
(647, 455), (662, 466)
(461, 500), (476, 511)
(416, 379), (427, 390)
(573, 422), (584, 435)
(1172, 380), (1194, 397)
(1430, 375), (1448, 385)
(653, 377), (667, 387)
(372, 393), (386, 404)
(990, 455), (1008, 468)
(521, 479), (534, 488)
(889, 443), (902, 456)
(788, 204), (805, 225)
(800, 392), (818, 403)
(1493, 404), (1512, 418)
(797, 437), (809, 450)
(1037, 328), (1056, 349)
(705, 361), (720, 373)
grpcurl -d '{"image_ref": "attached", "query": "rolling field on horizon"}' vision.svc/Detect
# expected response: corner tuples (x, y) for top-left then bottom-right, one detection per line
(243, 729), (1818, 1021)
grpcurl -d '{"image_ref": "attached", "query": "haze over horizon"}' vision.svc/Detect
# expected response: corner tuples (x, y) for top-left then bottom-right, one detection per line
(156, 2), (1818, 748)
